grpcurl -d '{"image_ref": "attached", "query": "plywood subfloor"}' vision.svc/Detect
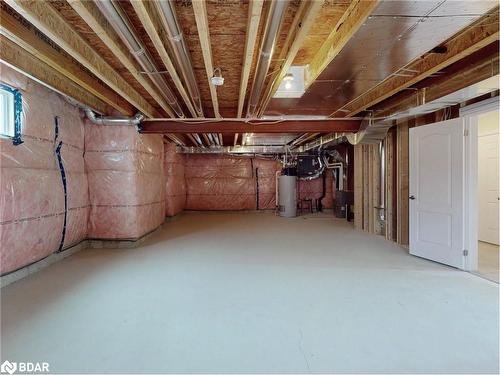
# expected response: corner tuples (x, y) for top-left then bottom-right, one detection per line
(1, 212), (498, 373)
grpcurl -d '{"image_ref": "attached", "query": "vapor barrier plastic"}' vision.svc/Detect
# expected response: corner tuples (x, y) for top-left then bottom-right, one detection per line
(184, 155), (283, 211)
(85, 125), (165, 239)
(164, 142), (186, 217)
(0, 67), (88, 275)
(298, 172), (335, 209)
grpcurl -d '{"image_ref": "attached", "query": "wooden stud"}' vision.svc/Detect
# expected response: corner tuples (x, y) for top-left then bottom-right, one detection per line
(192, 0), (220, 118)
(353, 144), (363, 230)
(332, 8), (500, 117)
(305, 0), (378, 89)
(0, 36), (111, 114)
(131, 1), (199, 117)
(0, 11), (134, 115)
(397, 121), (409, 246)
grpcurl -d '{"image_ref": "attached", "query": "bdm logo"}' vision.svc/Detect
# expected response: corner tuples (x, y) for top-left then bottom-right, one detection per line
(0, 361), (16, 375)
(1, 360), (50, 374)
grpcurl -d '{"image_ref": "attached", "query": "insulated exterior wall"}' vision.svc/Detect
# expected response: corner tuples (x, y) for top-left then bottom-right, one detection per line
(184, 155), (280, 211)
(0, 67), (89, 275)
(254, 158), (280, 209)
(85, 125), (165, 239)
(164, 142), (186, 216)
(184, 155), (256, 210)
(298, 172), (334, 209)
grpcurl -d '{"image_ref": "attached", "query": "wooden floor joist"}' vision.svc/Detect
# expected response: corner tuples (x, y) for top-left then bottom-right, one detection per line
(331, 8), (500, 117)
(0, 11), (134, 116)
(5, 0), (159, 117)
(192, 0), (220, 118)
(257, 0), (323, 116)
(237, 0), (264, 119)
(129, 1), (199, 118)
(374, 44), (500, 118)
(0, 36), (111, 114)
(66, 0), (176, 118)
(305, 0), (379, 89)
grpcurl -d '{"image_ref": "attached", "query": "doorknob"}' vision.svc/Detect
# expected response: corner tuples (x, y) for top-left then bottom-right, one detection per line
(409, 195), (416, 200)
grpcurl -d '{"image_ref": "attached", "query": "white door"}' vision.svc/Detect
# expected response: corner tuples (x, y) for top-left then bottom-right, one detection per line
(409, 118), (465, 268)
(478, 133), (500, 245)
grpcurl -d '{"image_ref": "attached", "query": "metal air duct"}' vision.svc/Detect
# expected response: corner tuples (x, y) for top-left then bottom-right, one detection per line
(95, 0), (184, 118)
(246, 0), (289, 117)
(154, 0), (204, 117)
(85, 109), (144, 126)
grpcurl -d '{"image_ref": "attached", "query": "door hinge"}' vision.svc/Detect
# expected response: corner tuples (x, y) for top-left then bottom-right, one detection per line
(464, 129), (469, 136)
(463, 249), (468, 256)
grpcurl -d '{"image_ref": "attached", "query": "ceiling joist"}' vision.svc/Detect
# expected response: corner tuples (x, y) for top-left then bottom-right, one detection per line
(0, 10), (134, 116)
(237, 0), (264, 119)
(374, 43), (500, 119)
(66, 0), (176, 117)
(306, 0), (379, 89)
(257, 0), (323, 116)
(191, 0), (220, 118)
(5, 0), (159, 117)
(130, 1), (199, 118)
(331, 7), (500, 118)
(0, 36), (111, 114)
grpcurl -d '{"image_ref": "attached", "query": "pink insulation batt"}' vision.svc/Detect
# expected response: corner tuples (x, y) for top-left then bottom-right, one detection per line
(184, 155), (256, 210)
(298, 171), (335, 209)
(164, 142), (186, 216)
(0, 68), (89, 274)
(183, 155), (284, 211)
(85, 125), (165, 240)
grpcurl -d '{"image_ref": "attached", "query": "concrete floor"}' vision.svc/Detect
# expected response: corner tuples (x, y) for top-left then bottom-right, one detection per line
(1, 212), (499, 374)
(478, 241), (500, 283)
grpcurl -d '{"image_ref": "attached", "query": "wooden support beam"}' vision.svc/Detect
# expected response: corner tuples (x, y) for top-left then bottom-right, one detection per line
(65, 0), (175, 117)
(257, 0), (323, 117)
(5, 0), (159, 117)
(0, 36), (111, 114)
(331, 8), (500, 117)
(192, 0), (220, 118)
(130, 1), (199, 117)
(0, 11), (134, 116)
(305, 0), (378, 89)
(237, 0), (264, 119)
(374, 42), (499, 118)
(139, 119), (361, 134)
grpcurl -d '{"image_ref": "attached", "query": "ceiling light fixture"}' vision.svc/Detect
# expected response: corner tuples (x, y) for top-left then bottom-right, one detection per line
(211, 67), (224, 86)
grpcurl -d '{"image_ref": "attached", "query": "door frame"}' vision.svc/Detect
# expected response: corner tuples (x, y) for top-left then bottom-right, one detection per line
(460, 96), (499, 271)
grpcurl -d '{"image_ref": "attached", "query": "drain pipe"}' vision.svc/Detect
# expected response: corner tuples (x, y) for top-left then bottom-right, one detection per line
(246, 0), (289, 117)
(155, 0), (204, 117)
(96, 0), (184, 118)
(85, 109), (144, 126)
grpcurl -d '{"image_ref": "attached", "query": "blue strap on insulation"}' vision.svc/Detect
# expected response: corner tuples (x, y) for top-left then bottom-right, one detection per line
(54, 117), (67, 252)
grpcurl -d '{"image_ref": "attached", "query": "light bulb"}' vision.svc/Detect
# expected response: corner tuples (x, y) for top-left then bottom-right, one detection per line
(285, 81), (292, 89)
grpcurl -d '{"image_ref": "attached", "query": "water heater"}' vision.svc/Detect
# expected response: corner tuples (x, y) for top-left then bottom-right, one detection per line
(278, 175), (297, 218)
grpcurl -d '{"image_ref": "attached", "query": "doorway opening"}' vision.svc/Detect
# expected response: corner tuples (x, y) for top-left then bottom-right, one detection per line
(462, 98), (499, 282)
(476, 109), (499, 282)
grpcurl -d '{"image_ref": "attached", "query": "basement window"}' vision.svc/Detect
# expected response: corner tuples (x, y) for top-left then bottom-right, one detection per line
(0, 84), (23, 145)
